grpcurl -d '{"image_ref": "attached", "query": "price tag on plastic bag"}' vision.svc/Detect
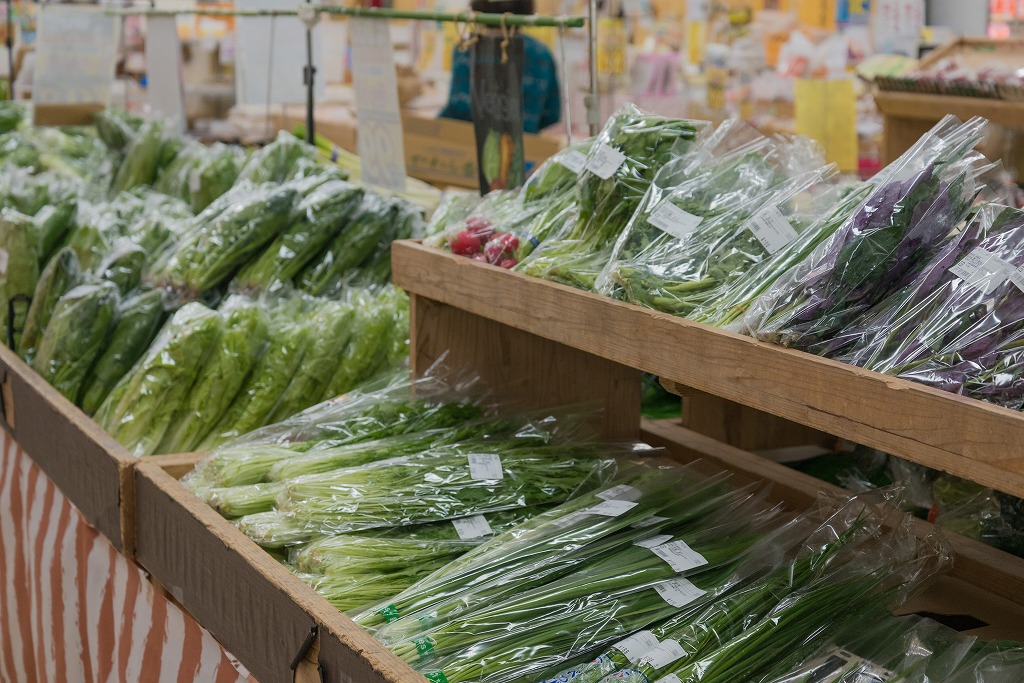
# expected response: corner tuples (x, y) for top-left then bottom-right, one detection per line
(748, 205), (799, 254)
(558, 149), (588, 174)
(468, 453), (503, 480)
(638, 639), (686, 669)
(649, 201), (703, 241)
(0, 249), (8, 277)
(633, 534), (673, 548)
(612, 630), (660, 663)
(659, 676), (683, 683)
(451, 515), (493, 539)
(597, 484), (642, 502)
(651, 539), (709, 572)
(632, 515), (667, 528)
(653, 577), (707, 608)
(951, 247), (1014, 295)
(588, 499), (639, 517)
(586, 143), (627, 179)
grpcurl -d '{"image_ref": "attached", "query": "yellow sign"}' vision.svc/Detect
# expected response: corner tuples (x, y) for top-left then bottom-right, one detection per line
(795, 79), (857, 172)
(598, 18), (627, 75)
(798, 0), (836, 30)
(706, 66), (729, 110)
(688, 20), (707, 64)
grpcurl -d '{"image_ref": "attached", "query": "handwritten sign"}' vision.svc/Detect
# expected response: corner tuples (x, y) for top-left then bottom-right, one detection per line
(873, 0), (924, 56)
(33, 5), (118, 125)
(145, 16), (185, 130)
(350, 16), (407, 191)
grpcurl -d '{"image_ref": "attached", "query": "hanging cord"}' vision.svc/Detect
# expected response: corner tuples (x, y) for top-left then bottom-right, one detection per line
(499, 12), (511, 64)
(264, 14), (276, 139)
(557, 24), (571, 144)
(456, 11), (478, 52)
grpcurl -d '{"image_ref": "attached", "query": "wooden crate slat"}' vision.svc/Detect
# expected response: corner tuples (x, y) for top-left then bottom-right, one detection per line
(393, 241), (1024, 499)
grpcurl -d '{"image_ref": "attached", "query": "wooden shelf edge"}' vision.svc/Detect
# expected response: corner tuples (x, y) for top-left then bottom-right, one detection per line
(874, 91), (1024, 127)
(392, 241), (1024, 500)
(640, 418), (1024, 609)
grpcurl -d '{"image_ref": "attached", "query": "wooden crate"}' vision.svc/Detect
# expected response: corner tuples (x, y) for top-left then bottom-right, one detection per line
(393, 241), (1024, 501)
(0, 344), (136, 552)
(133, 419), (1024, 683)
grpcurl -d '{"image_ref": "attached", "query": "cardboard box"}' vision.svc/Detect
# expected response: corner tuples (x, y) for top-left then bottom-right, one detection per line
(0, 345), (134, 552)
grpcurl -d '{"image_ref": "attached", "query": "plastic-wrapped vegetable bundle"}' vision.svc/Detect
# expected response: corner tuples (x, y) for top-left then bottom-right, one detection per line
(96, 239), (147, 294)
(232, 180), (365, 292)
(95, 303), (223, 456)
(940, 642), (1024, 683)
(744, 116), (990, 350)
(18, 247), (81, 362)
(34, 201), (77, 265)
(109, 121), (172, 194)
(155, 141), (246, 212)
(758, 614), (976, 683)
(30, 281), (119, 403)
(515, 106), (701, 289)
(653, 524), (950, 683)
(236, 131), (322, 185)
(157, 297), (271, 454)
(353, 462), (730, 631)
(125, 194), (194, 255)
(347, 198), (424, 287)
(398, 493), (781, 683)
(0, 208), (40, 348)
(79, 288), (166, 416)
(278, 443), (619, 535)
(94, 109), (144, 155)
(150, 182), (299, 301)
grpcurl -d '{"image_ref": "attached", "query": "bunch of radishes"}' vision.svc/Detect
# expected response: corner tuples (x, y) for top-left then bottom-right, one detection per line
(448, 216), (520, 268)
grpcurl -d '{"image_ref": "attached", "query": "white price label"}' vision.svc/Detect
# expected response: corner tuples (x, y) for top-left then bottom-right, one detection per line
(632, 515), (668, 529)
(0, 249), (8, 277)
(648, 202), (703, 241)
(653, 577), (707, 608)
(651, 539), (708, 572)
(748, 205), (799, 254)
(612, 630), (660, 663)
(639, 639), (686, 670)
(797, 648), (895, 683)
(634, 534), (673, 549)
(950, 247), (1014, 295)
(451, 515), (493, 540)
(598, 484), (642, 502)
(658, 676), (683, 683)
(1009, 264), (1024, 294)
(553, 510), (590, 528)
(588, 499), (640, 517)
(468, 453), (503, 480)
(586, 143), (627, 179)
(558, 149), (588, 174)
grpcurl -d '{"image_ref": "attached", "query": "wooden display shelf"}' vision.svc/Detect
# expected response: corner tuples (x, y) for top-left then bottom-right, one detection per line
(873, 91), (1024, 163)
(392, 240), (1024, 501)
(0, 344), (136, 552)
(134, 420), (1024, 683)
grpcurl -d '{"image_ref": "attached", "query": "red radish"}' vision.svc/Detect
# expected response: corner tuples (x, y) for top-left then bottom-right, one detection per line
(450, 230), (482, 256)
(470, 253), (487, 261)
(465, 216), (495, 241)
(496, 233), (519, 252)
(484, 242), (505, 264)
(499, 258), (518, 269)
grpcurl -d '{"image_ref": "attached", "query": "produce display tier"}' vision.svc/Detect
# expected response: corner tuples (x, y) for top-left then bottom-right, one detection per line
(393, 240), (1024, 503)
(135, 419), (1024, 683)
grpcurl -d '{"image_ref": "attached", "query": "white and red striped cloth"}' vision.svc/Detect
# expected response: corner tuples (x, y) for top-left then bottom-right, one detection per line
(1, 430), (257, 682)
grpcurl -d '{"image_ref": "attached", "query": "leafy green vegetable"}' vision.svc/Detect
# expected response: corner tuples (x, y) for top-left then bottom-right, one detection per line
(0, 208), (40, 348)
(18, 247), (80, 362)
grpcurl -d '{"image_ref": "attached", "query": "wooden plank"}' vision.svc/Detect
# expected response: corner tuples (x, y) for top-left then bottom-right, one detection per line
(678, 388), (830, 451)
(409, 294), (642, 441)
(640, 418), (1024, 613)
(135, 463), (425, 683)
(874, 91), (1024, 129)
(393, 242), (1024, 500)
(0, 344), (134, 552)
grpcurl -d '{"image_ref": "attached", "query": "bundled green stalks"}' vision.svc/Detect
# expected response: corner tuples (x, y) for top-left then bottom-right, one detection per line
(236, 130), (326, 185)
(18, 247), (81, 362)
(277, 443), (618, 535)
(353, 464), (730, 631)
(0, 208), (40, 348)
(154, 141), (246, 212)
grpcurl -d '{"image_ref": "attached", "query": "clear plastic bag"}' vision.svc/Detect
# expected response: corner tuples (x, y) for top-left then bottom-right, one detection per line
(0, 208), (40, 348)
(745, 115), (990, 350)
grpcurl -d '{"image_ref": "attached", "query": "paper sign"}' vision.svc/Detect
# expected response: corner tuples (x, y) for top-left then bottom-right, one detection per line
(350, 16), (407, 191)
(799, 0), (837, 30)
(472, 34), (526, 193)
(145, 16), (185, 131)
(639, 639), (686, 669)
(1009, 264), (1024, 294)
(468, 453), (503, 480)
(873, 0), (924, 57)
(597, 484), (642, 502)
(451, 515), (493, 540)
(634, 534), (674, 548)
(588, 499), (640, 517)
(649, 202), (703, 241)
(586, 143), (627, 180)
(651, 539), (709, 572)
(612, 631), (660, 663)
(748, 205), (799, 254)
(558, 149), (587, 174)
(795, 79), (857, 172)
(33, 5), (118, 125)
(235, 0), (324, 106)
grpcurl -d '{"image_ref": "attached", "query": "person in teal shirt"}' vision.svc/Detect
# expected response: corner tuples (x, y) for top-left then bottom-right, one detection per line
(439, 0), (562, 133)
